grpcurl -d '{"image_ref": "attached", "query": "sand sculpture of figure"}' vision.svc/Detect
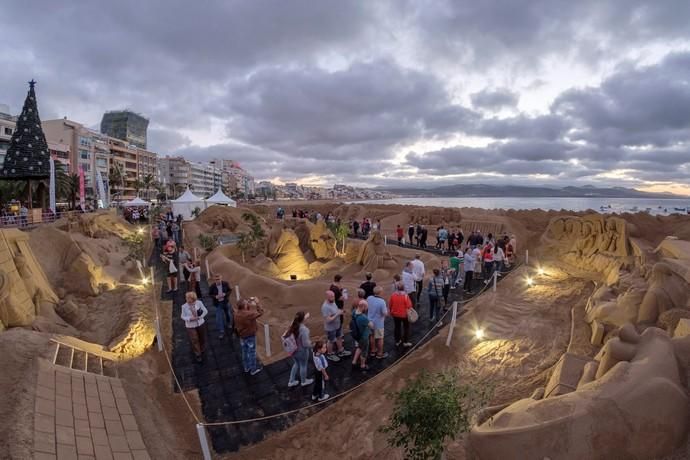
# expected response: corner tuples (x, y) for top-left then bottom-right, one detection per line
(265, 226), (310, 278)
(470, 325), (688, 459)
(0, 269), (34, 330)
(637, 262), (688, 325)
(295, 220), (337, 261)
(356, 230), (395, 272)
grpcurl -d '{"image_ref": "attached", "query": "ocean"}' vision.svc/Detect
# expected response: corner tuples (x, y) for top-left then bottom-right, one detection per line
(350, 197), (690, 215)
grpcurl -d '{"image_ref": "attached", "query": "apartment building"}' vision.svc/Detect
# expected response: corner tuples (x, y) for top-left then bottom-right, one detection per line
(0, 105), (16, 167)
(157, 156), (223, 198)
(100, 110), (149, 149)
(211, 158), (255, 196)
(44, 117), (158, 200)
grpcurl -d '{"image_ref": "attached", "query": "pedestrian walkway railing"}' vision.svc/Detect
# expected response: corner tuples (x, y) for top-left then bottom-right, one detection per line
(150, 246), (528, 459)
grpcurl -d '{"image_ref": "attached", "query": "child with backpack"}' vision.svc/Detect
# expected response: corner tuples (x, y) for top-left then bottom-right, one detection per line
(312, 341), (330, 401)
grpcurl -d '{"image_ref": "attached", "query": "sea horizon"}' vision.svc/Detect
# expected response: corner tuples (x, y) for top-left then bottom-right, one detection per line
(349, 196), (690, 215)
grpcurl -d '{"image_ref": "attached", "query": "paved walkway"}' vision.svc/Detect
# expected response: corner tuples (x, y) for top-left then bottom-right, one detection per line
(161, 243), (514, 453)
(33, 360), (151, 460)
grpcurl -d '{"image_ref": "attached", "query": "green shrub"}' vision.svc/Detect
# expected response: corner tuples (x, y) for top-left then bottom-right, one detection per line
(379, 370), (491, 460)
(198, 234), (217, 252)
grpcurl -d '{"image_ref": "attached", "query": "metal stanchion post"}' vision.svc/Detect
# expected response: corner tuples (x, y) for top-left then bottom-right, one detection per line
(384, 235), (387, 245)
(196, 424), (212, 460)
(205, 258), (211, 279)
(492, 270), (497, 292)
(150, 267), (163, 352)
(264, 323), (271, 357)
(526, 249), (529, 265)
(445, 301), (458, 347)
(235, 285), (241, 302)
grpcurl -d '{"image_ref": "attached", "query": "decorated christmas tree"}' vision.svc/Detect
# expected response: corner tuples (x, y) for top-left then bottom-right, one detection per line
(1, 80), (51, 180)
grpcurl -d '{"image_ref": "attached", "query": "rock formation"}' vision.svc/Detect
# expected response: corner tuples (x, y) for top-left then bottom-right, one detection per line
(294, 219), (337, 261)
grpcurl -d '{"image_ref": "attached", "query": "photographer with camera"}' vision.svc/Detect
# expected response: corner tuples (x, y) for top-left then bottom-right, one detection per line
(235, 297), (264, 376)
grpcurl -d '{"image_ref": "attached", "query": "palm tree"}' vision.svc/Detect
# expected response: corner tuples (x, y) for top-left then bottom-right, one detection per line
(141, 174), (155, 200)
(54, 163), (79, 209)
(109, 163), (125, 202)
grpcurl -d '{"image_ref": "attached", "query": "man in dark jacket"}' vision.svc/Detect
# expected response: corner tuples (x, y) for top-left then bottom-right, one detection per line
(208, 274), (233, 339)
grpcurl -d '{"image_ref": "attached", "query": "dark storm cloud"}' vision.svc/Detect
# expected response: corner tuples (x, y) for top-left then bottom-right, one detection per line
(553, 52), (690, 148)
(217, 60), (473, 160)
(476, 114), (569, 141)
(471, 88), (519, 109)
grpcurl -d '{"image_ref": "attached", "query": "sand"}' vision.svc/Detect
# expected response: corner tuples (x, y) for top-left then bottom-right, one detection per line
(1, 202), (689, 460)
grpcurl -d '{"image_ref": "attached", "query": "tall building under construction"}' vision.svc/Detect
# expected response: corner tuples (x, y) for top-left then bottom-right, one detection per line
(100, 110), (149, 149)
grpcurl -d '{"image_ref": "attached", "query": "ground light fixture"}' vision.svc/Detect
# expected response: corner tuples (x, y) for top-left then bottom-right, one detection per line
(526, 276), (534, 287)
(475, 328), (485, 340)
(141, 276), (150, 285)
(137, 227), (145, 235)
(537, 267), (545, 276)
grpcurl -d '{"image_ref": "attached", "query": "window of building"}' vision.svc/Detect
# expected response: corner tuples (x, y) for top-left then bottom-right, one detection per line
(4, 127), (11, 135)
(79, 149), (90, 160)
(79, 136), (90, 147)
(96, 158), (108, 167)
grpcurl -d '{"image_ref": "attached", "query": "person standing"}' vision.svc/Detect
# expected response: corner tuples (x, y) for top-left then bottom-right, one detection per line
(152, 226), (161, 250)
(351, 300), (372, 370)
(321, 290), (349, 362)
(183, 260), (202, 298)
(286, 311), (314, 387)
(427, 268), (444, 322)
(402, 262), (417, 308)
(359, 272), (376, 299)
(367, 286), (389, 359)
(449, 250), (462, 289)
(440, 260), (451, 307)
(180, 291), (208, 363)
(19, 203), (28, 227)
(482, 242), (495, 284)
(389, 282), (412, 347)
(329, 274), (350, 356)
(420, 226), (428, 248)
(411, 254), (425, 302)
(311, 341), (330, 401)
(396, 224), (404, 246)
(463, 246), (476, 293)
(178, 245), (191, 282)
(160, 246), (178, 293)
(234, 297), (264, 375)
(171, 221), (180, 245)
(493, 244), (506, 277)
(208, 274), (232, 340)
(407, 224), (414, 246)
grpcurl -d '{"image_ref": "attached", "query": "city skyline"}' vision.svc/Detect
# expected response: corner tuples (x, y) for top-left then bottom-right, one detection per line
(2, 2), (690, 194)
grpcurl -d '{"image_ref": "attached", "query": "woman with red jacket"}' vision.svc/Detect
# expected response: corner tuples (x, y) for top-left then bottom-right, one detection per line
(389, 281), (413, 348)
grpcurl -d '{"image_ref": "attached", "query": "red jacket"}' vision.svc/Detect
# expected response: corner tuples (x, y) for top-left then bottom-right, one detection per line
(389, 292), (412, 318)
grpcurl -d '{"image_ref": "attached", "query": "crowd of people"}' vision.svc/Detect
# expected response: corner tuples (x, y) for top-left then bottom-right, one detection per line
(124, 206), (150, 224)
(170, 210), (518, 404)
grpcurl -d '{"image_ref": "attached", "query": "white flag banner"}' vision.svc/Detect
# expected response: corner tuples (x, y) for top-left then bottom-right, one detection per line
(96, 170), (107, 208)
(49, 158), (56, 213)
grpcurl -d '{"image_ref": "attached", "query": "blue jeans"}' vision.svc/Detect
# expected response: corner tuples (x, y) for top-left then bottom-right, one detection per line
(289, 348), (309, 384)
(215, 300), (232, 333)
(429, 295), (440, 320)
(173, 230), (179, 243)
(240, 335), (258, 372)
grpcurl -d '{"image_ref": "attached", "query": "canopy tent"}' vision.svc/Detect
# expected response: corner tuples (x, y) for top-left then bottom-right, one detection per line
(171, 188), (204, 220)
(205, 188), (237, 207)
(123, 197), (151, 207)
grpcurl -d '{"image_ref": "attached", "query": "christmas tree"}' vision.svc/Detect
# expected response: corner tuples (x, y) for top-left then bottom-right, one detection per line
(1, 80), (51, 180)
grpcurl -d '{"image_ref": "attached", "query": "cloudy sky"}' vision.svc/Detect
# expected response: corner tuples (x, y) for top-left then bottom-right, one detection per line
(2, 1), (690, 194)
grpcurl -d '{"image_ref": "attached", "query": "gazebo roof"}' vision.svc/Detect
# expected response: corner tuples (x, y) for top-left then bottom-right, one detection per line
(206, 188), (235, 204)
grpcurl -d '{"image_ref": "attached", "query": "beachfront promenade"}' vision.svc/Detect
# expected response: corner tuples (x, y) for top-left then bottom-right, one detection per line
(157, 240), (516, 454)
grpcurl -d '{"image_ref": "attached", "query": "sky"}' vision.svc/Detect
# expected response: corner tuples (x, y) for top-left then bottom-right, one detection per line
(2, 1), (690, 195)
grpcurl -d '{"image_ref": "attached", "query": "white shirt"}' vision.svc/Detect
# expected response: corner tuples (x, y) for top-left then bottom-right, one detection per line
(411, 259), (425, 281)
(180, 300), (208, 328)
(494, 247), (505, 262)
(185, 263), (201, 282)
(464, 251), (475, 272)
(402, 270), (416, 293)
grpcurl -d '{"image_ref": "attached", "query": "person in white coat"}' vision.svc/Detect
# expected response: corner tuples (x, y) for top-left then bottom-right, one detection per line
(180, 291), (208, 362)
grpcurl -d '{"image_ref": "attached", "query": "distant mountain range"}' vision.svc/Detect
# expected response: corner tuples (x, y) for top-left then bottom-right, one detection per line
(379, 184), (688, 199)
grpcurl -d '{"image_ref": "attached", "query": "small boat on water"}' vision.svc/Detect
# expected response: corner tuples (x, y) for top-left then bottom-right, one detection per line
(630, 206), (639, 212)
(645, 208), (652, 213)
(674, 207), (686, 212)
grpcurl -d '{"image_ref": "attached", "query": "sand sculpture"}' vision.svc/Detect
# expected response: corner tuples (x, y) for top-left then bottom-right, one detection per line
(470, 325), (688, 459)
(294, 219), (337, 261)
(265, 225), (311, 279)
(355, 230), (396, 272)
(0, 229), (61, 331)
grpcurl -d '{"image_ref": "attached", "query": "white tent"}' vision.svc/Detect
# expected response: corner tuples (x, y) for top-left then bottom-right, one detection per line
(123, 196), (151, 207)
(205, 188), (237, 207)
(171, 188), (204, 220)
